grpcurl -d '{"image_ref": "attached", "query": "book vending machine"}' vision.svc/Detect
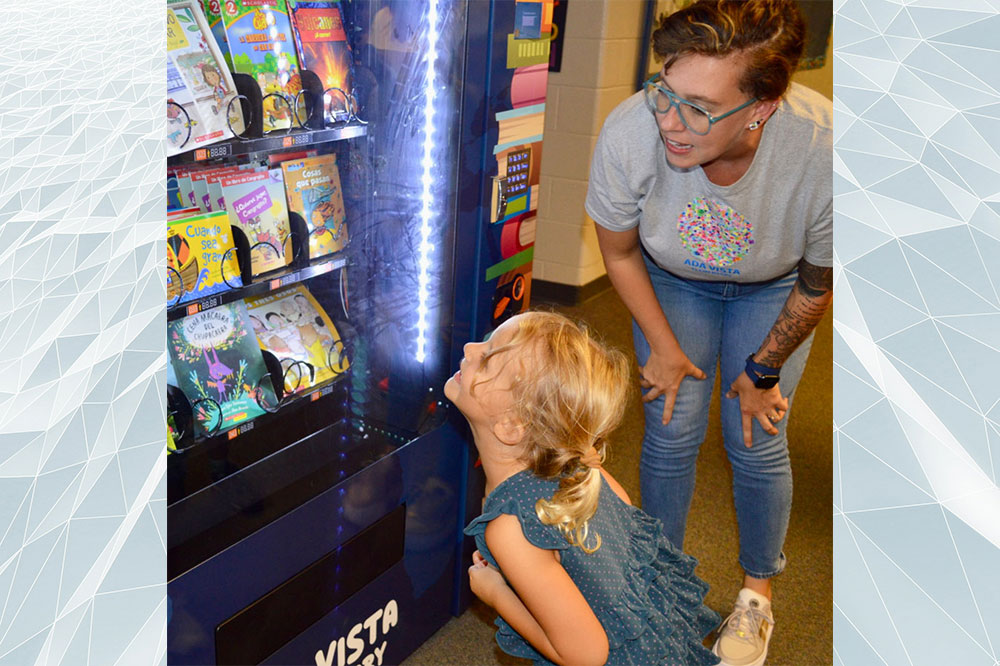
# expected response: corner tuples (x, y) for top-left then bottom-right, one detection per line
(166, 0), (554, 663)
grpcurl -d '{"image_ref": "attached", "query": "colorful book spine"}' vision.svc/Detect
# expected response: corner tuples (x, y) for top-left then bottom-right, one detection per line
(281, 153), (348, 258)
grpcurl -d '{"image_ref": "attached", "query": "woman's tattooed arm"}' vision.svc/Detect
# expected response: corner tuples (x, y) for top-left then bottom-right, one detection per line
(753, 259), (833, 368)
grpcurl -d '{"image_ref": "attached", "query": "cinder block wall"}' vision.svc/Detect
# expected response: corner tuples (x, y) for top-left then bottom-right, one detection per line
(534, 0), (647, 287)
(534, 0), (833, 288)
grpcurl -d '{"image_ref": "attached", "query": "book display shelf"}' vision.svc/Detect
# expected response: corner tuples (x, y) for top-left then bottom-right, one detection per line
(166, 68), (365, 457)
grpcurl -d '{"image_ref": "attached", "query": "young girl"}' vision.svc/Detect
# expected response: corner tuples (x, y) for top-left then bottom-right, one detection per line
(445, 311), (720, 665)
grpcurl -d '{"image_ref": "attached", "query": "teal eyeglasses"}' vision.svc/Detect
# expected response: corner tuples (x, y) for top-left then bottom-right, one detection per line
(642, 75), (757, 135)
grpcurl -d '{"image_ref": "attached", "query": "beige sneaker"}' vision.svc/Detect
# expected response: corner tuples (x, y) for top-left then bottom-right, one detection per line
(712, 588), (774, 666)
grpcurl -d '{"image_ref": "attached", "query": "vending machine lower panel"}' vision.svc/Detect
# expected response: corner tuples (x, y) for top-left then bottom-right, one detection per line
(168, 421), (467, 665)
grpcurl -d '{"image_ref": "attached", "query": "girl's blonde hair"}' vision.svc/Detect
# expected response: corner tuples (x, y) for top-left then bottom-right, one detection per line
(480, 311), (631, 552)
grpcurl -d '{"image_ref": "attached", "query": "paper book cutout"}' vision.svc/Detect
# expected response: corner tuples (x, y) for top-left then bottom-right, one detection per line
(281, 153), (348, 258)
(289, 1), (354, 123)
(514, 2), (543, 40)
(168, 210), (242, 304)
(246, 283), (349, 393)
(223, 0), (301, 132)
(221, 169), (293, 275)
(168, 0), (245, 155)
(168, 301), (276, 437)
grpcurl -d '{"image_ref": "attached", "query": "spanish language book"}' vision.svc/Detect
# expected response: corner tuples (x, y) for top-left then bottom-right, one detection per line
(281, 153), (348, 258)
(220, 169), (293, 276)
(168, 301), (276, 437)
(167, 210), (242, 304)
(289, 1), (354, 123)
(223, 0), (302, 132)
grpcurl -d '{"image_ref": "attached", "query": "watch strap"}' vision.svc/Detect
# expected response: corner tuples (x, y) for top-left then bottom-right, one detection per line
(745, 354), (780, 388)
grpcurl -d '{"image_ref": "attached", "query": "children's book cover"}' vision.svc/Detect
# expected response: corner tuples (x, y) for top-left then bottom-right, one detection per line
(200, 0), (233, 68)
(281, 153), (348, 258)
(168, 0), (245, 156)
(222, 0), (301, 132)
(289, 1), (354, 123)
(168, 210), (242, 304)
(168, 302), (276, 437)
(245, 283), (349, 393)
(220, 169), (293, 276)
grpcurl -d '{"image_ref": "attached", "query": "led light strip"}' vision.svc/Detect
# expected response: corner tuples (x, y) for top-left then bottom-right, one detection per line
(415, 0), (441, 363)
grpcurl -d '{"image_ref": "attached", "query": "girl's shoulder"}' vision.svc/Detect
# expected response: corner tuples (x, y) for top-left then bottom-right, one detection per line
(463, 470), (569, 551)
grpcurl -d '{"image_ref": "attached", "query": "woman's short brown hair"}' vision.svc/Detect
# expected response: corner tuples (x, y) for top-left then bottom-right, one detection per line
(651, 0), (806, 101)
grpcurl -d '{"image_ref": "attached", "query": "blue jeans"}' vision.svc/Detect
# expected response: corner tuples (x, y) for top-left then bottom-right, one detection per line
(634, 255), (814, 579)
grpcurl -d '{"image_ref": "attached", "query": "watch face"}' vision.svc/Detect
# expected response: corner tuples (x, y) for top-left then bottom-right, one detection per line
(754, 375), (780, 389)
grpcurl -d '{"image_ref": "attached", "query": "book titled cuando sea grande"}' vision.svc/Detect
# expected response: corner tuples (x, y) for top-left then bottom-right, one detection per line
(167, 210), (242, 304)
(168, 302), (276, 437)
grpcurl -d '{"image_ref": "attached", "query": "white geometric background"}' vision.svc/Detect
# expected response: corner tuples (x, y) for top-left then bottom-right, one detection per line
(834, 0), (1000, 664)
(0, 1), (165, 665)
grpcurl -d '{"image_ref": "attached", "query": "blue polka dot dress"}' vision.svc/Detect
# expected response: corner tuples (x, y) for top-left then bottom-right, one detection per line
(464, 470), (721, 666)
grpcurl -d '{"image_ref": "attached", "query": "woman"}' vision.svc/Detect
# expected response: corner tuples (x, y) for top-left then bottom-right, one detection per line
(585, 2), (832, 665)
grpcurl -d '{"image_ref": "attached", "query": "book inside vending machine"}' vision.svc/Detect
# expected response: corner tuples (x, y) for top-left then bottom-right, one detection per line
(163, 0), (523, 662)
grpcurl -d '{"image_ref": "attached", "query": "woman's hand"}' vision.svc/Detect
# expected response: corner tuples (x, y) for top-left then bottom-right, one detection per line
(469, 550), (508, 608)
(726, 372), (789, 447)
(639, 347), (707, 425)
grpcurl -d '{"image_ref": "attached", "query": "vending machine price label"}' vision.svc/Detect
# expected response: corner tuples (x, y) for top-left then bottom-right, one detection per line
(282, 133), (312, 148)
(195, 144), (232, 161)
(310, 384), (335, 401)
(186, 296), (219, 316)
(227, 421), (255, 439)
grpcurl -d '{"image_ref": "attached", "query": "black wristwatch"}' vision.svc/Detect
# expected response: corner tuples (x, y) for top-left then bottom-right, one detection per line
(745, 355), (780, 389)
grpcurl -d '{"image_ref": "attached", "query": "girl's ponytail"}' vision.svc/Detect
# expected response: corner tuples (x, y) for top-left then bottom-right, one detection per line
(494, 312), (631, 553)
(535, 452), (605, 552)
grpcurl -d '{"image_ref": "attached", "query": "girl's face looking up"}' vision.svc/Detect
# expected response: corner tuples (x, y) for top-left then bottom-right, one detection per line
(444, 315), (526, 430)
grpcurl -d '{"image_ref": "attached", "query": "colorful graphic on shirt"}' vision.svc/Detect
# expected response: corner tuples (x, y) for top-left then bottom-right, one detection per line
(677, 196), (753, 267)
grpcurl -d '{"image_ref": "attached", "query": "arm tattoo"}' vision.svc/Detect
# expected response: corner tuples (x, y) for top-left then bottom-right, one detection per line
(795, 260), (833, 299)
(755, 260), (833, 367)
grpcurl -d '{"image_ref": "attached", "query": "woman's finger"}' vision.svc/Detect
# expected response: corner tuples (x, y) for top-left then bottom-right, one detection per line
(755, 412), (778, 436)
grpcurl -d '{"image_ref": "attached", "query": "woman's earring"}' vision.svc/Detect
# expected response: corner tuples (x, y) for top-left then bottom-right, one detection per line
(748, 120), (762, 131)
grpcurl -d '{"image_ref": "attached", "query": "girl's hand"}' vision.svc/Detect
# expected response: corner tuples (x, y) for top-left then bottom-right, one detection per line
(639, 347), (706, 425)
(469, 550), (508, 608)
(726, 372), (789, 447)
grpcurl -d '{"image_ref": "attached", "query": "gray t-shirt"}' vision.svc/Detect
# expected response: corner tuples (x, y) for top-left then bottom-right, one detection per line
(586, 82), (832, 282)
